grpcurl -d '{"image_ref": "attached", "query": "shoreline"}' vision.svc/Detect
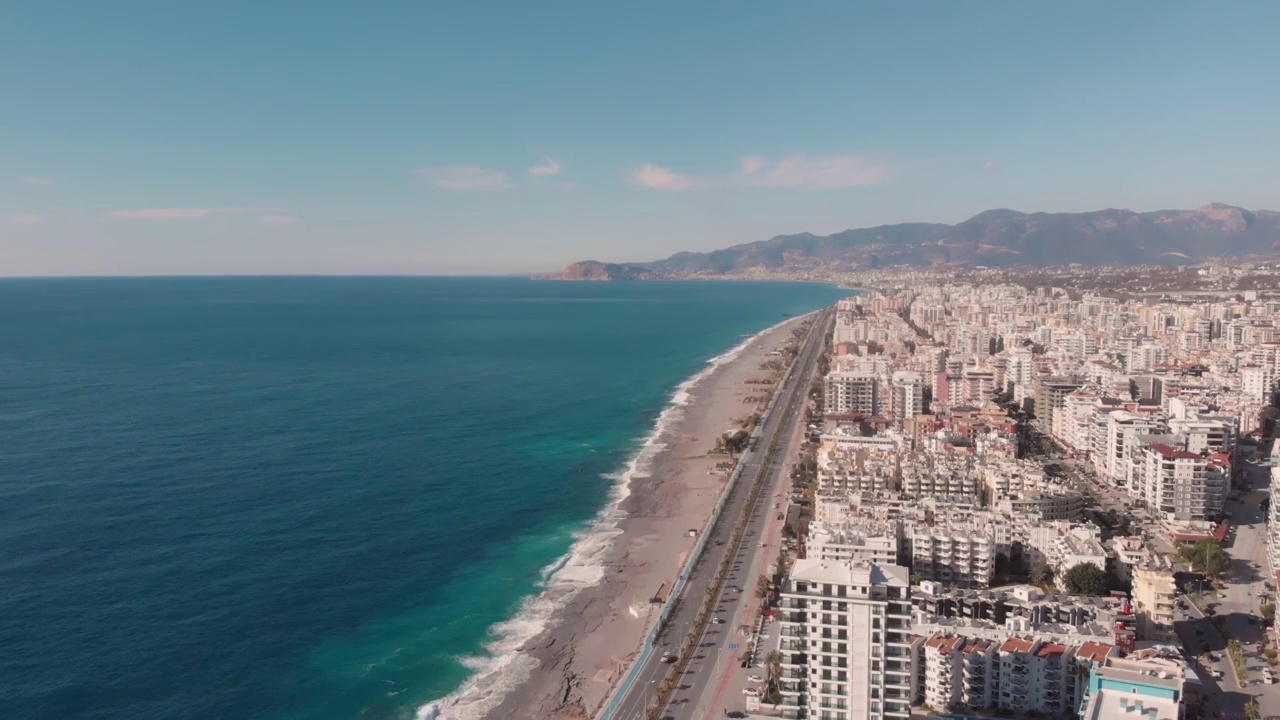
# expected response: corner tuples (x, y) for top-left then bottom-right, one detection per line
(418, 314), (810, 720)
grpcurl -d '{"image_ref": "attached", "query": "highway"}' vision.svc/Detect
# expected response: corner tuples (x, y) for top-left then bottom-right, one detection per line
(605, 307), (832, 720)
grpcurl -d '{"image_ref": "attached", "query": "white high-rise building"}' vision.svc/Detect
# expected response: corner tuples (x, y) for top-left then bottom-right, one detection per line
(1100, 412), (1161, 488)
(777, 560), (914, 720)
(826, 371), (881, 416)
(890, 370), (926, 424)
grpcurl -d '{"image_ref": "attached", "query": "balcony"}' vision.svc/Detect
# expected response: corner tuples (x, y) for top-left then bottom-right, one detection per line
(781, 640), (806, 652)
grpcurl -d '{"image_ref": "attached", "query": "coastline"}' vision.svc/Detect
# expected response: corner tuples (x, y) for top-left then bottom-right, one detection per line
(419, 314), (809, 720)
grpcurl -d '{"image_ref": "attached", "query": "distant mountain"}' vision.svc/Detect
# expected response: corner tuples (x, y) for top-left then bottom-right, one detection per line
(626, 203), (1280, 275)
(544, 260), (662, 281)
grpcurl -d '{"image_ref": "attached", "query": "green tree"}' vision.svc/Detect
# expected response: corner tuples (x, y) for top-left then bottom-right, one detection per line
(757, 573), (772, 599)
(1180, 539), (1232, 578)
(1262, 603), (1276, 625)
(1245, 697), (1261, 720)
(1062, 563), (1108, 596)
(1030, 560), (1054, 587)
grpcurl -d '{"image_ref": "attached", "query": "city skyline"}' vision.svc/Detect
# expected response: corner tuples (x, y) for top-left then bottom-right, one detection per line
(4, 1), (1280, 275)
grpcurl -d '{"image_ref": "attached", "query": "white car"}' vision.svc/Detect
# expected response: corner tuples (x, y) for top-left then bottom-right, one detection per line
(748, 675), (764, 683)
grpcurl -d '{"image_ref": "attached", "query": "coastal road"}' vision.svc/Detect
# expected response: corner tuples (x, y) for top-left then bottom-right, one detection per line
(606, 308), (832, 720)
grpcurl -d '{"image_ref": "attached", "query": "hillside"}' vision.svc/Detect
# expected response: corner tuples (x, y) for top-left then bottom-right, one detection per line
(543, 260), (662, 281)
(630, 203), (1280, 275)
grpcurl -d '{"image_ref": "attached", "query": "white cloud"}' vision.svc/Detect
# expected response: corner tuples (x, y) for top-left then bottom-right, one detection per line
(631, 163), (694, 191)
(108, 207), (288, 220)
(6, 213), (43, 224)
(631, 154), (886, 191)
(20, 176), (55, 186)
(419, 166), (513, 191)
(733, 154), (885, 189)
(528, 156), (562, 177)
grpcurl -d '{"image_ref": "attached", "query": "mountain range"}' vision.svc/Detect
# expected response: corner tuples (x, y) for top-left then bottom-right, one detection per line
(552, 203), (1280, 278)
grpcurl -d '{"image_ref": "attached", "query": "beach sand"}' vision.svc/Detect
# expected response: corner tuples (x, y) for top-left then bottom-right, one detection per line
(480, 317), (807, 720)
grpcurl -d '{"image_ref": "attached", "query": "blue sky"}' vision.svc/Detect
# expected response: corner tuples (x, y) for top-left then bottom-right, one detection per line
(3, 1), (1280, 275)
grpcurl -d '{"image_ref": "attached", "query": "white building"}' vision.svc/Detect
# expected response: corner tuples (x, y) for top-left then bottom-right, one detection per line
(890, 370), (926, 424)
(808, 523), (902, 566)
(826, 371), (881, 416)
(777, 560), (914, 720)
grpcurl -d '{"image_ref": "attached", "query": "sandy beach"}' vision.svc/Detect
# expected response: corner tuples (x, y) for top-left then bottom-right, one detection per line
(477, 316), (807, 720)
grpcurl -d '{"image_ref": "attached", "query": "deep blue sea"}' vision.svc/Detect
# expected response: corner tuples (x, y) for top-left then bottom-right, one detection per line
(0, 277), (844, 720)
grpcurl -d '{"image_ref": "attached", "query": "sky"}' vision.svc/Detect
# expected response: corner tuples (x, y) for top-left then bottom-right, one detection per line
(3, 1), (1280, 275)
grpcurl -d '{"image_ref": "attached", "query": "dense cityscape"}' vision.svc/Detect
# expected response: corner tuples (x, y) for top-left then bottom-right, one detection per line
(617, 267), (1280, 720)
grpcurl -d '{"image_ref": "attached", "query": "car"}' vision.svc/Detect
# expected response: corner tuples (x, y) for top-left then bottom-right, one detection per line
(1210, 669), (1224, 679)
(661, 652), (676, 663)
(747, 674), (764, 683)
(711, 617), (724, 624)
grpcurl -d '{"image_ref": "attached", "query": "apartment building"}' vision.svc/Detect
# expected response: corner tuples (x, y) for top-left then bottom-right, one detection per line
(826, 371), (881, 416)
(1100, 411), (1162, 487)
(994, 638), (1072, 715)
(917, 631), (1116, 716)
(1033, 376), (1083, 434)
(889, 370), (926, 425)
(1131, 565), (1177, 643)
(808, 523), (902, 566)
(1135, 443), (1215, 522)
(777, 560), (914, 720)
(921, 634), (997, 713)
(908, 525), (997, 589)
(1079, 653), (1192, 720)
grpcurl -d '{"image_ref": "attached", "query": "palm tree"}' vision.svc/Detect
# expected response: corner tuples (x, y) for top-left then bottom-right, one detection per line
(757, 573), (772, 599)
(1245, 697), (1261, 720)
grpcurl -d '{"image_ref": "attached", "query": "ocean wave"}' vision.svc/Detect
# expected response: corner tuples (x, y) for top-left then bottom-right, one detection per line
(416, 317), (798, 720)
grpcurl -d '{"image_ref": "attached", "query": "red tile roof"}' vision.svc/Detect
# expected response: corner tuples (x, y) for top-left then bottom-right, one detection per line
(1148, 443), (1201, 460)
(1074, 641), (1114, 664)
(1000, 637), (1035, 654)
(1036, 642), (1067, 658)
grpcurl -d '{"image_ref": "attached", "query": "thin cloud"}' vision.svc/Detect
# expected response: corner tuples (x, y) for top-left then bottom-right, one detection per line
(419, 166), (513, 191)
(631, 163), (694, 191)
(258, 214), (299, 226)
(528, 156), (562, 177)
(734, 154), (886, 189)
(20, 176), (56, 186)
(983, 160), (995, 170)
(108, 207), (288, 220)
(6, 213), (43, 224)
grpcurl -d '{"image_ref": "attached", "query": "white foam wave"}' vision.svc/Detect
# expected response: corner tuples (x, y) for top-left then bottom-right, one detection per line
(416, 316), (801, 720)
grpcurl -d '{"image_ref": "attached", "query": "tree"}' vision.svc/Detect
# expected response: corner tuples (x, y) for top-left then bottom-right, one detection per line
(1062, 563), (1108, 596)
(757, 573), (772, 599)
(1180, 539), (1232, 578)
(1262, 603), (1276, 625)
(1030, 560), (1054, 587)
(1245, 697), (1261, 720)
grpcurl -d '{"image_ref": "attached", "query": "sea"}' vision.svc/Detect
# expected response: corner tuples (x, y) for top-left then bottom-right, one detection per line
(0, 277), (846, 720)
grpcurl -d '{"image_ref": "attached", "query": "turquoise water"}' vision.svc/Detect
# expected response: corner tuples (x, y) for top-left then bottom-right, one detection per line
(0, 277), (845, 720)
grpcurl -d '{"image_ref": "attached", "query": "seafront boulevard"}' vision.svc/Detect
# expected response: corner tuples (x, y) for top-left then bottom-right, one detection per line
(482, 310), (831, 720)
